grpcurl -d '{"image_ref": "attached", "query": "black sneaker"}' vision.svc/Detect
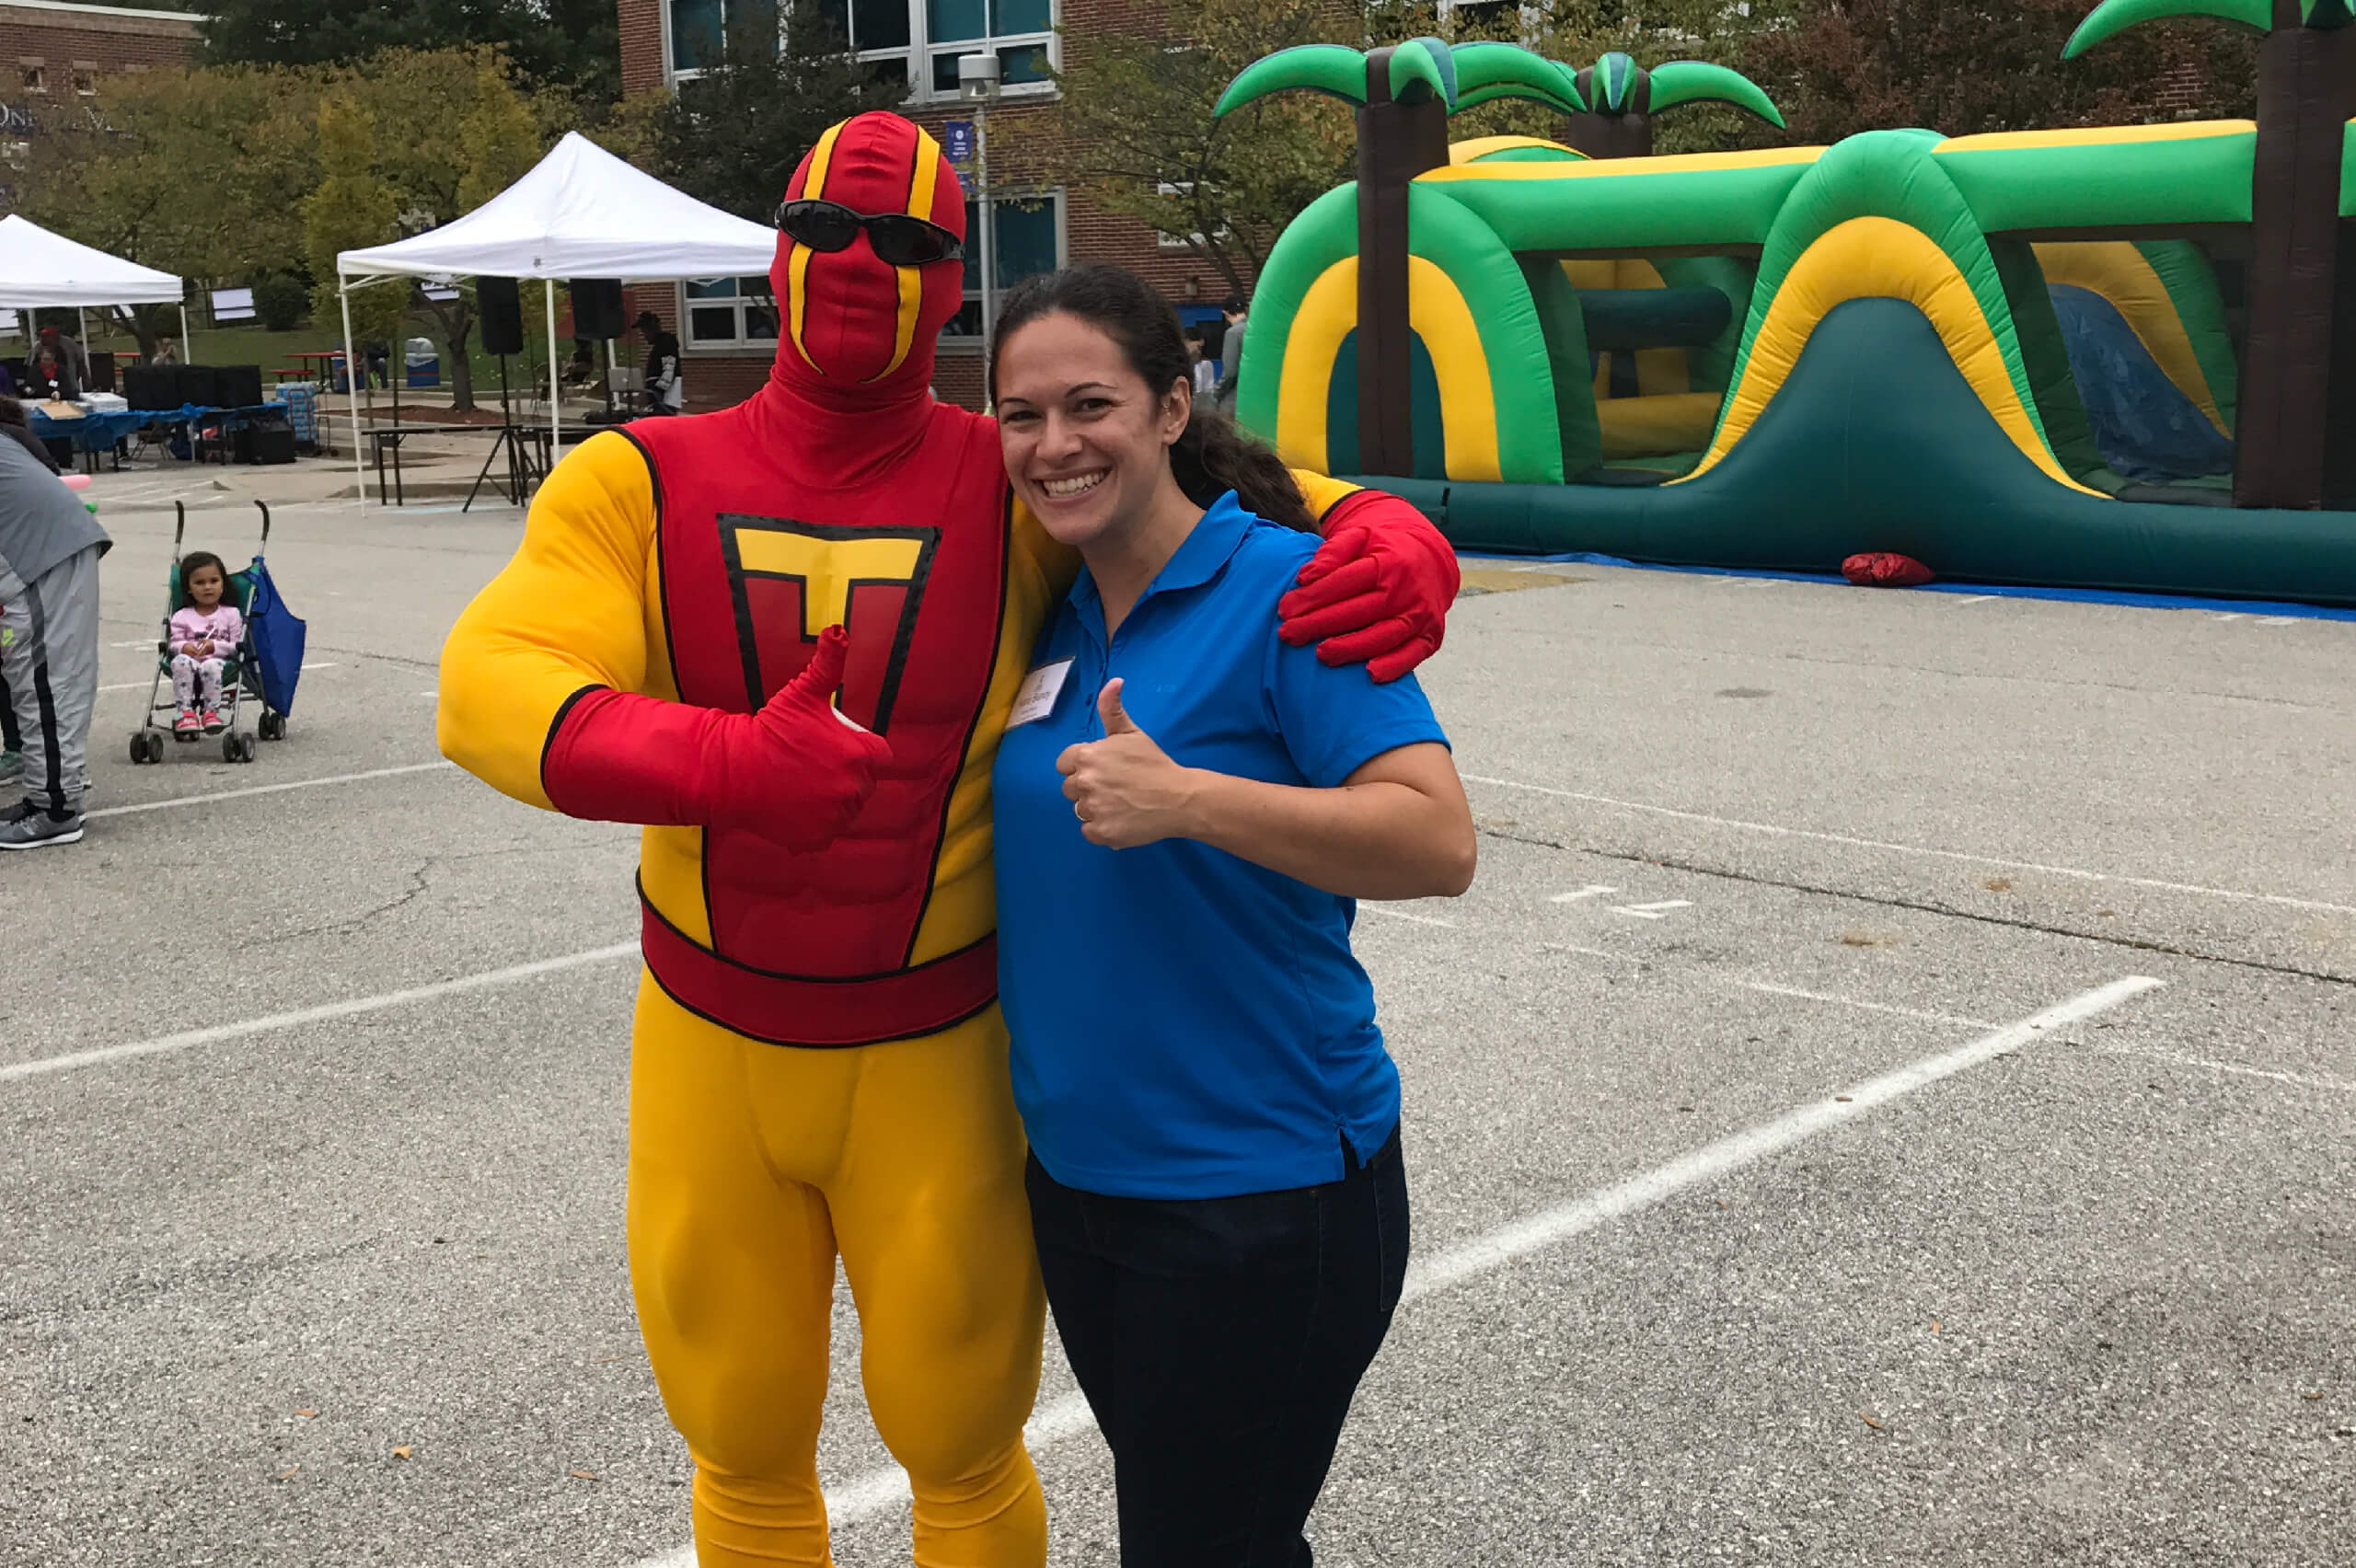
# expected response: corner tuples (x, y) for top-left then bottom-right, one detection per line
(0, 805), (82, 849)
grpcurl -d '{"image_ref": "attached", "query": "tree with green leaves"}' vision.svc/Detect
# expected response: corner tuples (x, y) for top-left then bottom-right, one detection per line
(318, 48), (567, 410)
(996, 0), (1362, 301)
(200, 0), (620, 104)
(304, 91), (412, 398)
(1738, 0), (2253, 145)
(2065, 0), (2350, 509)
(1218, 38), (1588, 475)
(9, 63), (320, 358)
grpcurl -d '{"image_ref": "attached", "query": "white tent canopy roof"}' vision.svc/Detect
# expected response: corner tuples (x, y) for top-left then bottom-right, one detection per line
(0, 213), (184, 309)
(336, 132), (778, 283)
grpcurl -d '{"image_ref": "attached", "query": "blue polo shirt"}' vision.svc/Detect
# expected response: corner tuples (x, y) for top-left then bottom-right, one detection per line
(992, 490), (1449, 1200)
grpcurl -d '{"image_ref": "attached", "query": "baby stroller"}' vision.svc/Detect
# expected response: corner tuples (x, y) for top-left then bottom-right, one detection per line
(128, 501), (305, 766)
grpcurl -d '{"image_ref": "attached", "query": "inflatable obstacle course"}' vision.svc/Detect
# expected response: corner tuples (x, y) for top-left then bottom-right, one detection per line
(1217, 13), (2356, 605)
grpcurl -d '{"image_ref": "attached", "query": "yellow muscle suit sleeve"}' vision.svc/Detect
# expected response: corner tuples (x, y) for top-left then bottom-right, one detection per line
(1289, 467), (1364, 526)
(437, 432), (658, 812)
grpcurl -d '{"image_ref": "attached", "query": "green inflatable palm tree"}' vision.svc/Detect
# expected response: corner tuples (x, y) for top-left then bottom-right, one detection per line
(2064, 0), (2356, 509)
(1216, 40), (1587, 477)
(1561, 52), (1785, 159)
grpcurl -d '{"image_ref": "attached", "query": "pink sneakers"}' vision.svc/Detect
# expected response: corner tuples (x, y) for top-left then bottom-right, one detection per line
(173, 709), (202, 737)
(200, 709), (225, 733)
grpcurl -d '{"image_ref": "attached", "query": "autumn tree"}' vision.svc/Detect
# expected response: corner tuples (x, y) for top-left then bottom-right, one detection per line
(1739, 0), (2257, 144)
(320, 49), (566, 410)
(201, 0), (621, 103)
(303, 91), (412, 400)
(9, 63), (319, 357)
(1006, 0), (1363, 297)
(644, 0), (891, 223)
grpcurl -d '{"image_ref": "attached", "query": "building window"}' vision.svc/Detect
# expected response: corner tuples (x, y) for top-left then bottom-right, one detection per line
(942, 190), (1063, 341)
(668, 0), (1056, 101)
(71, 64), (96, 98)
(19, 62), (44, 97)
(670, 0), (777, 76)
(680, 275), (780, 349)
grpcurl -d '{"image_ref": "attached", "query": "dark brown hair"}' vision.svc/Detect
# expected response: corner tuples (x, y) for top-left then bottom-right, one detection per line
(989, 264), (1311, 531)
(0, 395), (25, 429)
(179, 550), (229, 607)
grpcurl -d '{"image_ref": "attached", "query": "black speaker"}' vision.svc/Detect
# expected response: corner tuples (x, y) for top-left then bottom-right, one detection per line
(86, 351), (115, 394)
(479, 275), (525, 355)
(250, 421), (297, 465)
(183, 364), (225, 408)
(124, 363), (172, 409)
(570, 279), (626, 340)
(217, 364), (263, 409)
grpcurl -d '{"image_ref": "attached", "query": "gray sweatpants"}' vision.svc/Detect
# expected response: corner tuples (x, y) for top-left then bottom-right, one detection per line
(0, 542), (100, 816)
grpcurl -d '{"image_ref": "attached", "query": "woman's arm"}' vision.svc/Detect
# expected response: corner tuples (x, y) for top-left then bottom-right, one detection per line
(1057, 680), (1475, 901)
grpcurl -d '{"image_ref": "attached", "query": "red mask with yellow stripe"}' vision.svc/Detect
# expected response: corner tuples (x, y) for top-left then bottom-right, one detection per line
(773, 112), (966, 404)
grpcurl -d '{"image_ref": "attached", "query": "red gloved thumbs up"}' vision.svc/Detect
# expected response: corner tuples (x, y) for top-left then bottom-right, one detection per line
(707, 625), (893, 852)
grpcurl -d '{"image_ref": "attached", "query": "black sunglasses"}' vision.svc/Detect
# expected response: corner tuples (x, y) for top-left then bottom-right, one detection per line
(776, 199), (965, 266)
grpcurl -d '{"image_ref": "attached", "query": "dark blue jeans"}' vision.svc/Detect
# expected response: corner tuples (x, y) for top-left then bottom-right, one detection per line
(1024, 1125), (1409, 1567)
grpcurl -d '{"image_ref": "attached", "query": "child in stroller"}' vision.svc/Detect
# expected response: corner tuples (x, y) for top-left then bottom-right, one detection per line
(130, 502), (296, 766)
(167, 551), (241, 736)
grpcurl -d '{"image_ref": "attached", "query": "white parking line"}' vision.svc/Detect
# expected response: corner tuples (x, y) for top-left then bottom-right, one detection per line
(1462, 775), (2356, 917)
(1, 941), (638, 1084)
(1733, 979), (1996, 1031)
(84, 761), (456, 821)
(624, 974), (2164, 1562)
(2096, 1043), (2356, 1094)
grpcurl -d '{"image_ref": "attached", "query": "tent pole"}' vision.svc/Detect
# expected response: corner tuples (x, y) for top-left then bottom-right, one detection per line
(340, 271), (365, 511)
(545, 282), (560, 465)
(178, 302), (191, 363)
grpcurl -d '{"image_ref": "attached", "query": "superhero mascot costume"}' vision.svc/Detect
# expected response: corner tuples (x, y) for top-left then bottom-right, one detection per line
(438, 112), (1459, 1567)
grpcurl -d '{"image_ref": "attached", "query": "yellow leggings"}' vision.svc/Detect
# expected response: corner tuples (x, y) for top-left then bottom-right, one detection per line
(626, 976), (1047, 1567)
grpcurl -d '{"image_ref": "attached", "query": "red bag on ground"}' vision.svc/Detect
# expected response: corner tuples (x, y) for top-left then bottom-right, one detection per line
(1842, 551), (1934, 588)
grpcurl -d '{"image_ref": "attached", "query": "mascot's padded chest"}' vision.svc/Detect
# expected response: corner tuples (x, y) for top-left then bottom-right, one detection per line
(640, 407), (1008, 765)
(630, 405), (1016, 973)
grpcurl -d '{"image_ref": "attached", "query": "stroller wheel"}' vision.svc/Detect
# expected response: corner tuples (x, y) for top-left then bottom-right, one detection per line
(129, 731), (151, 764)
(239, 732), (259, 763)
(260, 711), (285, 742)
(221, 733), (242, 764)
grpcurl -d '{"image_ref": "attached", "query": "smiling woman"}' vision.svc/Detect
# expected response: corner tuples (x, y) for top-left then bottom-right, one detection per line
(986, 261), (1475, 1567)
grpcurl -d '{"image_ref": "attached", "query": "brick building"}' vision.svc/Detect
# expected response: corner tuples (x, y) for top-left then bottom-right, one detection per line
(0, 0), (201, 107)
(618, 0), (1226, 410)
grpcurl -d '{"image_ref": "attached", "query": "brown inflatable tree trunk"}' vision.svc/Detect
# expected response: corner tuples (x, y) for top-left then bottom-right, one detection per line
(2237, 11), (2356, 509)
(1355, 45), (1449, 478)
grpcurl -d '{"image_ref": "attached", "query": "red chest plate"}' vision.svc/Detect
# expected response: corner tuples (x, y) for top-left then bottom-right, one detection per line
(627, 404), (1011, 982)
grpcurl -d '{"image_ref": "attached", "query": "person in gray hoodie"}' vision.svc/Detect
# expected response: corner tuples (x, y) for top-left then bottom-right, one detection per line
(0, 432), (108, 848)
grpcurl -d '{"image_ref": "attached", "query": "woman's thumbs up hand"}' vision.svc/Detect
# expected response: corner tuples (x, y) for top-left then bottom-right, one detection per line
(1057, 679), (1197, 848)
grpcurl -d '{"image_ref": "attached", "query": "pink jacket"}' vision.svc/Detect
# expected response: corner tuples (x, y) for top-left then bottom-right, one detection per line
(168, 605), (243, 659)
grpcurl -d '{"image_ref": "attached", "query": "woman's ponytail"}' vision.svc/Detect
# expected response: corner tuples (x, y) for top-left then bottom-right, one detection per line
(992, 263), (1314, 532)
(1170, 410), (1312, 532)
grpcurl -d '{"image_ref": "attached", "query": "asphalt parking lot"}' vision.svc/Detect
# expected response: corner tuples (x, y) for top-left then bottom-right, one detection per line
(3, 468), (2350, 1567)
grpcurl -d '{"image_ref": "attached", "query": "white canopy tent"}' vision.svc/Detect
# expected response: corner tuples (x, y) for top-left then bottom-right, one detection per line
(0, 213), (189, 374)
(334, 132), (779, 502)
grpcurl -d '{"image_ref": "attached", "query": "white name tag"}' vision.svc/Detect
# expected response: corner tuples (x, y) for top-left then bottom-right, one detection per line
(1008, 658), (1073, 727)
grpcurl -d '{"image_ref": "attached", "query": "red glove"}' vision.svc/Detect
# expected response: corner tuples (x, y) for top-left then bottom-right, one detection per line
(543, 625), (891, 852)
(1276, 490), (1461, 683)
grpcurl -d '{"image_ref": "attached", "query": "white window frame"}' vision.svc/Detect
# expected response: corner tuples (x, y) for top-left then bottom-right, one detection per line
(662, 0), (1058, 104)
(677, 275), (781, 352)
